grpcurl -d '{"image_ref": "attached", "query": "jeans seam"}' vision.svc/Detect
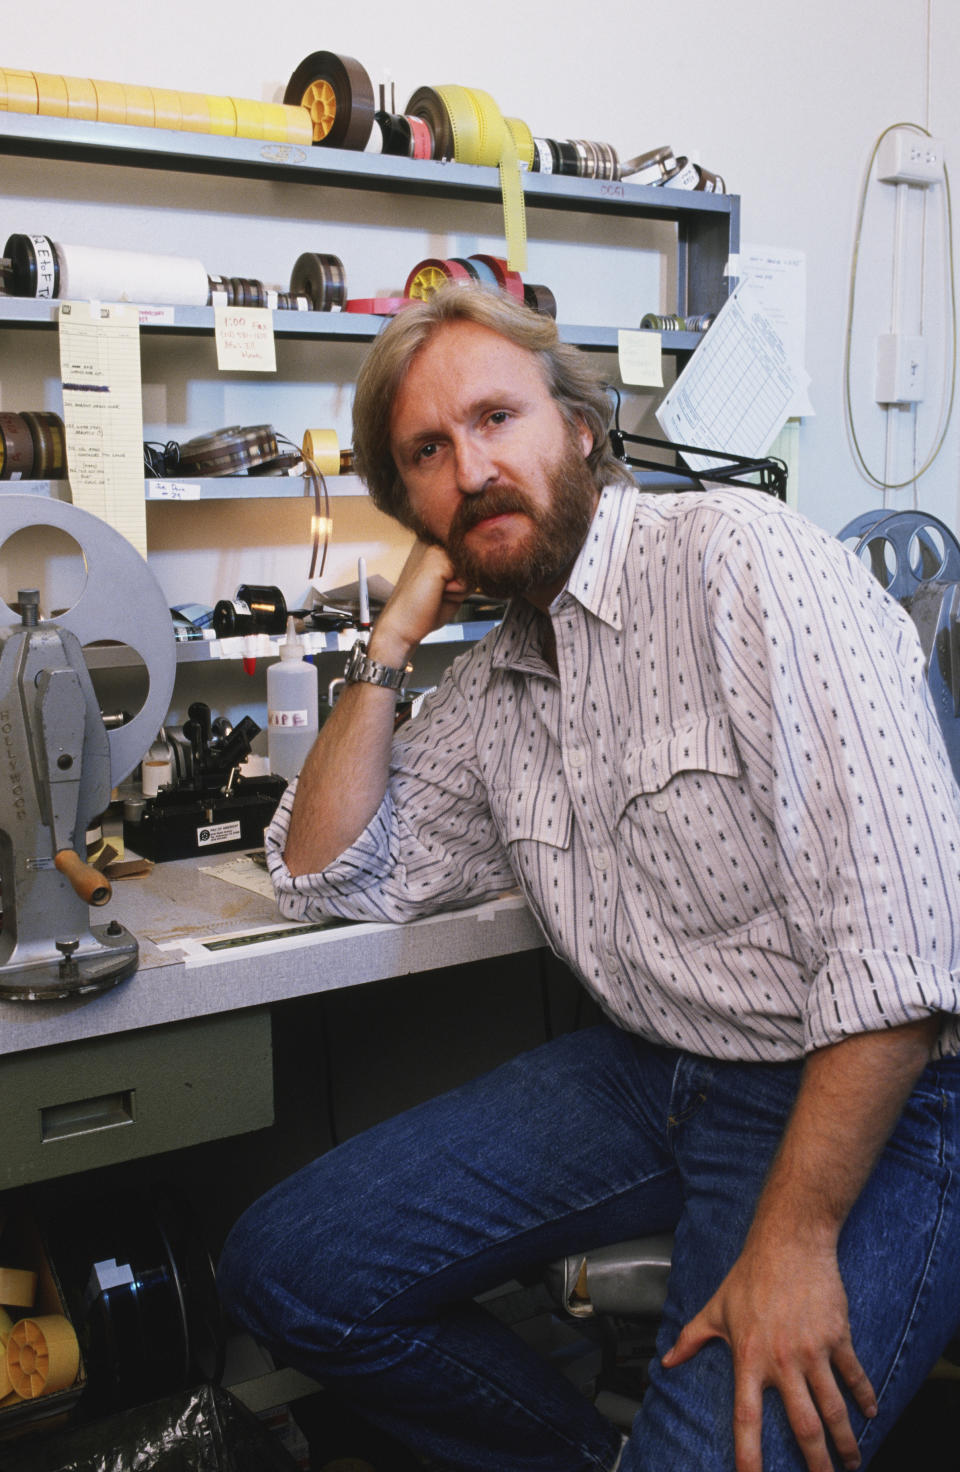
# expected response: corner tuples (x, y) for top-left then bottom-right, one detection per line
(857, 1160), (955, 1447)
(336, 1161), (681, 1352)
(396, 1322), (619, 1471)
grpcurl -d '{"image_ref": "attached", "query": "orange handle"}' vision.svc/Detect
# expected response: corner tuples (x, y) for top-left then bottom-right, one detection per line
(54, 849), (112, 906)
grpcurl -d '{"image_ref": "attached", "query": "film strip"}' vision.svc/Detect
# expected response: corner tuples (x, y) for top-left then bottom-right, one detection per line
(403, 254), (555, 316)
(0, 66), (311, 144)
(0, 411), (66, 480)
(283, 52), (376, 149)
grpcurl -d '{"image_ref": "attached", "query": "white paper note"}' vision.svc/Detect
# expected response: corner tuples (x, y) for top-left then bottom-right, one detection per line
(618, 329), (664, 387)
(214, 305), (277, 372)
(736, 245), (814, 417)
(58, 301), (147, 556)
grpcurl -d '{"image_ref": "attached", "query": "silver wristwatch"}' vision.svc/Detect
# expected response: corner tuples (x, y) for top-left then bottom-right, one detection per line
(343, 639), (411, 693)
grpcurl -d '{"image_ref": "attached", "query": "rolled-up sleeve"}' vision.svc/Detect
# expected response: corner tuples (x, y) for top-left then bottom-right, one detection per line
(703, 507), (960, 1056)
(264, 665), (517, 925)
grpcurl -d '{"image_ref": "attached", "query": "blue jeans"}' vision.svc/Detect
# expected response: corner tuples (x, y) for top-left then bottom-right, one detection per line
(217, 1024), (960, 1471)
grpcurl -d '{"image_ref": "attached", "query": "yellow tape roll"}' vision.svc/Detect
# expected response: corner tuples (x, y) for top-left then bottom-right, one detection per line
(206, 94), (236, 136)
(34, 72), (69, 119)
(5, 1315), (80, 1399)
(93, 77), (126, 125)
(0, 1266), (37, 1308)
(232, 97), (265, 141)
(123, 84), (155, 129)
(261, 101), (312, 146)
(302, 428), (341, 476)
(2, 69), (38, 114)
(178, 91), (212, 132)
(434, 84), (481, 164)
(151, 87), (183, 131)
(64, 74), (97, 120)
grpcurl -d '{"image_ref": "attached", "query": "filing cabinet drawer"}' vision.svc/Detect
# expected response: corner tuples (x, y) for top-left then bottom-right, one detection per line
(0, 1010), (274, 1187)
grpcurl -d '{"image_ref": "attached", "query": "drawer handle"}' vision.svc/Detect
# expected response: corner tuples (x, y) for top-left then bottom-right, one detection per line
(41, 1090), (135, 1143)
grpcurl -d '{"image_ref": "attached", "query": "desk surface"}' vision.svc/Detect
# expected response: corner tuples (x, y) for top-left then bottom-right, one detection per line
(0, 856), (544, 1059)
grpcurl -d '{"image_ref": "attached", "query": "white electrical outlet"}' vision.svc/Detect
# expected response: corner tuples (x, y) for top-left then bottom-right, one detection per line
(877, 129), (945, 187)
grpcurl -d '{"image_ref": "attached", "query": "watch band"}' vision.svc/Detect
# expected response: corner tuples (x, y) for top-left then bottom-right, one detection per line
(343, 638), (411, 692)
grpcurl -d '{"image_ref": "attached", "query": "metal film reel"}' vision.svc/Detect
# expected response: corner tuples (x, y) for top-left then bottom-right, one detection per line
(289, 252), (347, 311)
(0, 496), (176, 786)
(836, 510), (960, 603)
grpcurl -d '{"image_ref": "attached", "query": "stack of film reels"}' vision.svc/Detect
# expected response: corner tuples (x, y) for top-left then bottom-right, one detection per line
(0, 234), (345, 313)
(0, 411), (65, 480)
(152, 424), (352, 480)
(1, 53), (726, 190)
(0, 1267), (80, 1412)
(403, 253), (556, 317)
(0, 66), (311, 144)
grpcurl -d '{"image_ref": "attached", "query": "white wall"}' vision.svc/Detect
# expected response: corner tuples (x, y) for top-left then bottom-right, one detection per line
(3, 0), (959, 611)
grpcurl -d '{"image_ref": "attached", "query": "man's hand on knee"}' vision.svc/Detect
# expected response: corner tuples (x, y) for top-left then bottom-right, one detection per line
(661, 1237), (878, 1472)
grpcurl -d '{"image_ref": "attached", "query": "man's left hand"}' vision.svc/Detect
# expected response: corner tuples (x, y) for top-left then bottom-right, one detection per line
(662, 1234), (877, 1472)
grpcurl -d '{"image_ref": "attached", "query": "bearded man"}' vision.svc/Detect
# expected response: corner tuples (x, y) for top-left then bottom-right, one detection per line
(218, 286), (960, 1472)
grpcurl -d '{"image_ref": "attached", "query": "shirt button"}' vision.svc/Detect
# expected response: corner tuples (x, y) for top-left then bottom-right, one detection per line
(651, 791), (671, 814)
(567, 746), (585, 767)
(594, 848), (610, 872)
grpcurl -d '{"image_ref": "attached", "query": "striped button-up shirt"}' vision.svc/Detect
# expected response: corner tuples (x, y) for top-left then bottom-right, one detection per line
(266, 484), (960, 1061)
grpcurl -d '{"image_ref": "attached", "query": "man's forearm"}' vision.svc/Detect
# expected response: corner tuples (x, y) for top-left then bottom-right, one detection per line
(748, 1015), (940, 1251)
(283, 676), (401, 877)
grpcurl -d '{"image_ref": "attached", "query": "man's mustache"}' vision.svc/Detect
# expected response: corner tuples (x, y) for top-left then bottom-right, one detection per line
(450, 487), (534, 539)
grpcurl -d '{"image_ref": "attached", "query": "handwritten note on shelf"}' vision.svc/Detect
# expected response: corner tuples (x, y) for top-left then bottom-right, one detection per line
(58, 301), (147, 557)
(214, 306), (277, 372)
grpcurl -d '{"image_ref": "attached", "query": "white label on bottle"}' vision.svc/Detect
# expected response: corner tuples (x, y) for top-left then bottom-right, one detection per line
(196, 820), (242, 847)
(269, 709), (310, 728)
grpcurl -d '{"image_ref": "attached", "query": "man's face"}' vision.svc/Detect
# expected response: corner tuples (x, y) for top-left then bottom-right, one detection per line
(388, 320), (598, 605)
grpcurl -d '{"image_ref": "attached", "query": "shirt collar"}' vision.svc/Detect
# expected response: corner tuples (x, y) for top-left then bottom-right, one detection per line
(554, 481), (637, 629)
(490, 482), (638, 671)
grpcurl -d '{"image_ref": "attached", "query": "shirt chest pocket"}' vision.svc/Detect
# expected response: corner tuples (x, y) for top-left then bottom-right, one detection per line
(615, 716), (744, 924)
(492, 781), (573, 850)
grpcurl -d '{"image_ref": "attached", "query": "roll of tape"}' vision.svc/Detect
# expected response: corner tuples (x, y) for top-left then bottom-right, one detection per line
(2, 69), (38, 114)
(63, 74), (98, 121)
(122, 84), (155, 129)
(206, 94), (236, 136)
(0, 1267), (37, 1308)
(302, 428), (341, 476)
(232, 97), (265, 142)
(178, 91), (212, 133)
(151, 87), (183, 132)
(261, 100), (312, 146)
(5, 1315), (80, 1398)
(405, 114), (433, 160)
(33, 72), (70, 119)
(93, 77), (127, 126)
(284, 52), (375, 150)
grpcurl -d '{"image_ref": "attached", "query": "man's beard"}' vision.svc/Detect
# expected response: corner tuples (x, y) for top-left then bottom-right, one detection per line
(411, 440), (598, 600)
